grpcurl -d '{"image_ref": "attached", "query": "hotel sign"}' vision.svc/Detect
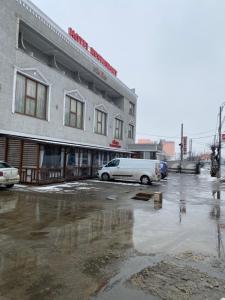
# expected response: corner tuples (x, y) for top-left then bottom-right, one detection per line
(68, 27), (117, 77)
(110, 139), (121, 148)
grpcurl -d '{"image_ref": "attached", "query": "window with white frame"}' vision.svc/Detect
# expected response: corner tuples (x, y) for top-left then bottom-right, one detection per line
(115, 118), (123, 140)
(128, 124), (134, 139)
(129, 102), (135, 116)
(95, 109), (107, 135)
(15, 73), (47, 119)
(65, 95), (84, 129)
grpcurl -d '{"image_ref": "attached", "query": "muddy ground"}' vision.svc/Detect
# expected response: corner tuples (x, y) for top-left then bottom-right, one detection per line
(0, 170), (225, 300)
(127, 252), (225, 300)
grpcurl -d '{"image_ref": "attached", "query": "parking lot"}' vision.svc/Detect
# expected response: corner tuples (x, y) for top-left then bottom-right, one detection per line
(0, 171), (225, 300)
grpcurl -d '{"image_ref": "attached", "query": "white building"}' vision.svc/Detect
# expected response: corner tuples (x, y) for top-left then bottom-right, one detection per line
(0, 0), (137, 184)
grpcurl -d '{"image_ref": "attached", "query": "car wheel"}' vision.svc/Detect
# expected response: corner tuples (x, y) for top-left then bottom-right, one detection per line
(140, 175), (150, 185)
(6, 184), (14, 188)
(101, 173), (110, 181)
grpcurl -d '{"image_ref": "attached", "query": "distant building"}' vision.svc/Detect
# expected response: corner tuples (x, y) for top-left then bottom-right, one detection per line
(128, 143), (164, 160)
(133, 138), (175, 160)
(160, 140), (175, 159)
(199, 153), (211, 161)
(137, 138), (153, 144)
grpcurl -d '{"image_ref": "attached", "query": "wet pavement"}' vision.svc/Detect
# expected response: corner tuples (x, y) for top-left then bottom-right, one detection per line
(0, 169), (225, 299)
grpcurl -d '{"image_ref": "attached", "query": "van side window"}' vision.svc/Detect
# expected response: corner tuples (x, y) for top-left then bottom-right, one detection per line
(107, 159), (120, 167)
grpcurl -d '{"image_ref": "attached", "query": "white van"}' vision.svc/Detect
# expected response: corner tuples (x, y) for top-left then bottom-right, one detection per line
(97, 158), (161, 184)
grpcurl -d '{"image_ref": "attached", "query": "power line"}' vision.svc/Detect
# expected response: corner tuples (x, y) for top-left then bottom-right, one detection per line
(136, 132), (180, 139)
(186, 129), (215, 136)
(191, 135), (215, 140)
(136, 132), (215, 140)
(192, 141), (212, 145)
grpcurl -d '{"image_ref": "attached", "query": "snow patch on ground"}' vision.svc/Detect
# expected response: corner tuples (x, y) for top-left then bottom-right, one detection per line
(76, 187), (93, 190)
(88, 179), (141, 186)
(14, 181), (98, 193)
(199, 168), (217, 182)
(14, 184), (27, 188)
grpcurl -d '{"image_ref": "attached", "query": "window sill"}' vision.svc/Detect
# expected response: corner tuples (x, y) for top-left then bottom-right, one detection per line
(94, 132), (107, 136)
(114, 138), (123, 141)
(14, 111), (48, 122)
(64, 124), (84, 130)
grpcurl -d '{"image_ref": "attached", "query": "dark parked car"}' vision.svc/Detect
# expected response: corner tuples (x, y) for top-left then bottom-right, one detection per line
(160, 161), (168, 179)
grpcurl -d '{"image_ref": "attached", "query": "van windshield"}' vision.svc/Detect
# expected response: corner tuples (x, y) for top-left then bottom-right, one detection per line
(106, 159), (120, 167)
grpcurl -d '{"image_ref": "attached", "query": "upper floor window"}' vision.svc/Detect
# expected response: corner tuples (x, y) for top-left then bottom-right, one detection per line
(129, 102), (135, 116)
(128, 124), (134, 139)
(95, 109), (107, 135)
(15, 73), (47, 119)
(115, 118), (123, 140)
(65, 96), (84, 129)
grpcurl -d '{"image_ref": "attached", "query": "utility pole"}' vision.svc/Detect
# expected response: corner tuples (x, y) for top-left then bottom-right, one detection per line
(179, 123), (183, 172)
(189, 138), (192, 160)
(217, 106), (222, 178)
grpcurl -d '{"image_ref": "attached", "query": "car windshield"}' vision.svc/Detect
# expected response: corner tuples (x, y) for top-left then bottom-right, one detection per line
(0, 162), (11, 168)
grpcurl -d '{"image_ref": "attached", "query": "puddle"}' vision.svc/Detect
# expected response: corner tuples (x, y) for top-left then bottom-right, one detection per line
(0, 172), (225, 299)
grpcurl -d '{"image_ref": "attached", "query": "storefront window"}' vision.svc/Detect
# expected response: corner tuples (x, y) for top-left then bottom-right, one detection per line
(103, 152), (108, 165)
(68, 150), (76, 166)
(42, 146), (62, 168)
(93, 152), (100, 166)
(150, 152), (156, 159)
(82, 150), (89, 165)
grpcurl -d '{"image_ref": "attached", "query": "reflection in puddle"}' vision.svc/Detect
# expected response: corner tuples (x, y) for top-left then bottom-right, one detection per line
(0, 172), (225, 299)
(0, 192), (134, 277)
(210, 191), (225, 259)
(0, 198), (18, 214)
(154, 202), (162, 210)
(212, 190), (221, 200)
(0, 193), (135, 299)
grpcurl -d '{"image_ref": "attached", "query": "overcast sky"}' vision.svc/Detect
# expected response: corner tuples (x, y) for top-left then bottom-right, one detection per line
(32, 0), (225, 154)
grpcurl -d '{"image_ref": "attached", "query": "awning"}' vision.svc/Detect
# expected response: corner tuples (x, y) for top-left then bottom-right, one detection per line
(0, 131), (132, 153)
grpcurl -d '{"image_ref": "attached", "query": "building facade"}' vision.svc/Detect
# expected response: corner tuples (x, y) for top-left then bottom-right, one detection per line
(0, 0), (137, 184)
(128, 143), (163, 160)
(160, 140), (175, 160)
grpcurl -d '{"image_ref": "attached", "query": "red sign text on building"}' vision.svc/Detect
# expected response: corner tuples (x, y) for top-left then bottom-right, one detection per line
(68, 27), (117, 77)
(110, 139), (121, 148)
(68, 28), (88, 50)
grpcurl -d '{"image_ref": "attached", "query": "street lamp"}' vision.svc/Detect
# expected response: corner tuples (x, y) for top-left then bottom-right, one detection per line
(217, 102), (225, 178)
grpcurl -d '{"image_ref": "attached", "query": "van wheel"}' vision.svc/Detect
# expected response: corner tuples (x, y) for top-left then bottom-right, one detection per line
(6, 184), (14, 188)
(140, 175), (150, 185)
(101, 173), (110, 181)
